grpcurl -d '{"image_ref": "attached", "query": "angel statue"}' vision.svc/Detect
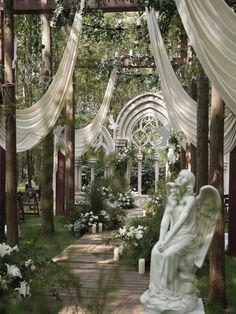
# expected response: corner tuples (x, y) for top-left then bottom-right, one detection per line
(140, 169), (221, 314)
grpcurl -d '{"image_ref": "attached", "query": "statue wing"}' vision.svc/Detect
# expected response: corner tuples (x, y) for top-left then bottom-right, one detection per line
(194, 185), (221, 268)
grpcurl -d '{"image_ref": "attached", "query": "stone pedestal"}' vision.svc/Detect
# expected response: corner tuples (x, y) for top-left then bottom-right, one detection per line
(143, 299), (205, 314)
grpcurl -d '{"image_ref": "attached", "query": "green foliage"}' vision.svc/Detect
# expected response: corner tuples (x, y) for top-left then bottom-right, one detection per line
(112, 182), (166, 267)
(0, 217), (80, 314)
(65, 179), (131, 236)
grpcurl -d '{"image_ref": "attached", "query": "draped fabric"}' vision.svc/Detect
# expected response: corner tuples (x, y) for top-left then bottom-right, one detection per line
(146, 9), (197, 147)
(0, 0), (85, 152)
(175, 0), (236, 115)
(146, 9), (236, 153)
(74, 69), (117, 157)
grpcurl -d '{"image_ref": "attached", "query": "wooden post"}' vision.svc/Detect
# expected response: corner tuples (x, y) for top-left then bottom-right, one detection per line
(0, 147), (6, 242)
(40, 13), (54, 233)
(3, 0), (18, 246)
(196, 71), (209, 192)
(56, 151), (65, 215)
(0, 10), (6, 243)
(188, 78), (197, 177)
(227, 146), (236, 256)
(208, 86), (227, 307)
(65, 78), (75, 213)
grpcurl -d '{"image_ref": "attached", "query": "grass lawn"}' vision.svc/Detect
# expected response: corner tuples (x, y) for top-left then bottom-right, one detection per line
(4, 215), (81, 314)
(19, 215), (75, 260)
(197, 255), (236, 313)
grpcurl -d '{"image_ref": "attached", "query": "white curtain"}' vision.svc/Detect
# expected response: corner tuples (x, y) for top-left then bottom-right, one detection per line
(0, 0), (85, 152)
(75, 69), (117, 157)
(146, 9), (197, 146)
(146, 8), (236, 153)
(175, 0), (236, 114)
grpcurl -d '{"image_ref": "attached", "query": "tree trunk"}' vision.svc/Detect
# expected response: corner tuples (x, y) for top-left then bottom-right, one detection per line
(3, 0), (18, 246)
(180, 147), (187, 170)
(196, 71), (209, 192)
(40, 13), (54, 234)
(0, 11), (6, 243)
(0, 147), (6, 242)
(208, 86), (227, 307)
(65, 79), (75, 213)
(26, 150), (33, 188)
(227, 146), (236, 256)
(56, 151), (65, 215)
(188, 78), (197, 177)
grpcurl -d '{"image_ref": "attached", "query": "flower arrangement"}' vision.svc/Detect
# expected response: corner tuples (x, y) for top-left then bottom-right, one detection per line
(117, 189), (135, 209)
(116, 147), (131, 165)
(164, 131), (184, 177)
(66, 210), (99, 236)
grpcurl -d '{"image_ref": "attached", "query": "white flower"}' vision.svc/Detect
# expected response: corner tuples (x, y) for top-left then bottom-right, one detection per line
(30, 265), (37, 272)
(11, 245), (19, 252)
(67, 223), (73, 231)
(0, 275), (8, 290)
(167, 146), (176, 164)
(118, 226), (127, 236)
(15, 281), (31, 298)
(135, 231), (144, 240)
(5, 264), (22, 278)
(24, 259), (33, 268)
(0, 243), (12, 257)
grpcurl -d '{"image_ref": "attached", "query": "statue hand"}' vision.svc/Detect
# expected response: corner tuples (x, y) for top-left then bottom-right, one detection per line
(156, 241), (165, 252)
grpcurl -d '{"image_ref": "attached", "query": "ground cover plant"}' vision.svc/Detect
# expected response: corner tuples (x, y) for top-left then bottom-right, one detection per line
(0, 217), (80, 314)
(65, 179), (134, 237)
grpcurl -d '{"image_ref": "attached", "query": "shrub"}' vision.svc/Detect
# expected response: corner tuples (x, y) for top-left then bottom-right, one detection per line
(111, 181), (167, 268)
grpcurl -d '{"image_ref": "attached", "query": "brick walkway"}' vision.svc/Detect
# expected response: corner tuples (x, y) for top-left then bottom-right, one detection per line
(53, 229), (149, 314)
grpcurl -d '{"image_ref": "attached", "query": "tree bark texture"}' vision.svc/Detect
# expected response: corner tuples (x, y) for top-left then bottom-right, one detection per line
(40, 13), (54, 234)
(0, 11), (6, 243)
(3, 0), (18, 246)
(227, 146), (236, 256)
(26, 150), (33, 188)
(65, 79), (75, 213)
(56, 151), (65, 215)
(208, 86), (227, 307)
(188, 78), (197, 177)
(196, 72), (209, 193)
(0, 147), (6, 242)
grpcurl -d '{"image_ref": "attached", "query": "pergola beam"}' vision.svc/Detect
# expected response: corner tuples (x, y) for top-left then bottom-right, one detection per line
(75, 56), (184, 69)
(0, 0), (235, 13)
(0, 0), (139, 13)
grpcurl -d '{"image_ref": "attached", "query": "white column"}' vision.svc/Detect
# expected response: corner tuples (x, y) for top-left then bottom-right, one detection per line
(74, 158), (79, 189)
(154, 151), (159, 193)
(137, 153), (143, 195)
(74, 158), (82, 190)
(78, 159), (82, 190)
(89, 159), (97, 183)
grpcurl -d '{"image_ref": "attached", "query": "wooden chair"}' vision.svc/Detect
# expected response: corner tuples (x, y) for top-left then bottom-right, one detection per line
(21, 189), (40, 216)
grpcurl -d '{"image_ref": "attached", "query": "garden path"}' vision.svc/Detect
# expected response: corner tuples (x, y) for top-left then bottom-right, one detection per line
(53, 208), (149, 314)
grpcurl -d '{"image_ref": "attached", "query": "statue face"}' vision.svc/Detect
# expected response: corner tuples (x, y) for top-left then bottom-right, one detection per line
(169, 186), (181, 204)
(175, 170), (195, 191)
(175, 172), (188, 186)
